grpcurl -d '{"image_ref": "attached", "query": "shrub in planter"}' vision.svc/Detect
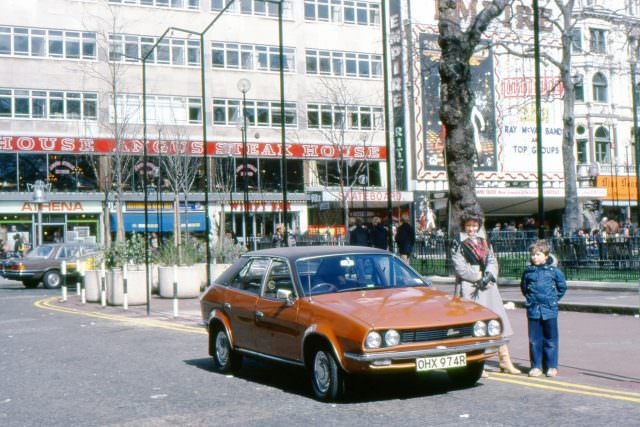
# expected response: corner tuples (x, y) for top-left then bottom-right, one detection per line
(155, 236), (206, 298)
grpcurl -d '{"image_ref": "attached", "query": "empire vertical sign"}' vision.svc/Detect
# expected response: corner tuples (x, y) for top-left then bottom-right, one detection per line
(389, 0), (406, 191)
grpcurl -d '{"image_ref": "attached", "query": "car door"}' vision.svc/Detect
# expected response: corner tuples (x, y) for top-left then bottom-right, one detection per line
(224, 257), (270, 351)
(253, 258), (303, 362)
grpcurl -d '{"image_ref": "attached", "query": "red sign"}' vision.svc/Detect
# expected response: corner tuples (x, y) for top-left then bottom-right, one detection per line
(0, 136), (386, 160)
(20, 201), (84, 212)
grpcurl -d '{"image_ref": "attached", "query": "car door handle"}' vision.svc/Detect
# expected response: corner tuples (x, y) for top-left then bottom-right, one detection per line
(224, 303), (231, 310)
(255, 311), (264, 319)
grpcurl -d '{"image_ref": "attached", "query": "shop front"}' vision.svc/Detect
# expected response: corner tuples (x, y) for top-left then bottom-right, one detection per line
(0, 198), (103, 253)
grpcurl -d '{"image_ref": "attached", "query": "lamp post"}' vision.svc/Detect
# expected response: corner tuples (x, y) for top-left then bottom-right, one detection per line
(28, 180), (51, 247)
(631, 61), (640, 226)
(237, 78), (251, 250)
(533, 0), (545, 238)
(142, 26), (199, 316)
(358, 172), (368, 220)
(380, 0), (394, 249)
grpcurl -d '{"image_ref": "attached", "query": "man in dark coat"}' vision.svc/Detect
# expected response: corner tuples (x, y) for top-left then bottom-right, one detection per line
(369, 216), (388, 250)
(349, 218), (370, 246)
(395, 214), (415, 262)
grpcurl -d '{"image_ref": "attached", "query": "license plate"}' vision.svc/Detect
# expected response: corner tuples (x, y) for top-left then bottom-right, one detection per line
(416, 353), (467, 372)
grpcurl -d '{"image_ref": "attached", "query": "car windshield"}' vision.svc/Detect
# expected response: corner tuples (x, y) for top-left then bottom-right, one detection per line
(26, 245), (54, 258)
(296, 254), (429, 296)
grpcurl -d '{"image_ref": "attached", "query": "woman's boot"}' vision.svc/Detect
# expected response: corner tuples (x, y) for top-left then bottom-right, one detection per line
(498, 345), (521, 374)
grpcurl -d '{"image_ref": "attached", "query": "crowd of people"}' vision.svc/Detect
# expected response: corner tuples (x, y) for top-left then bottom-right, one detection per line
(343, 214), (416, 262)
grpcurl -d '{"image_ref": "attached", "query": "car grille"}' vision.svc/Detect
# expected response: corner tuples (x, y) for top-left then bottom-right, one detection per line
(400, 325), (474, 344)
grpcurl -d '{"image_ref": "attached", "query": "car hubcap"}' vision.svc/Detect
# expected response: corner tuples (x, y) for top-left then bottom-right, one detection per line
(215, 331), (230, 366)
(313, 351), (331, 394)
(49, 274), (60, 287)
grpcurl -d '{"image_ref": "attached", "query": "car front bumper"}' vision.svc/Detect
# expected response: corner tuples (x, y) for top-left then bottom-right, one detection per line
(342, 337), (508, 372)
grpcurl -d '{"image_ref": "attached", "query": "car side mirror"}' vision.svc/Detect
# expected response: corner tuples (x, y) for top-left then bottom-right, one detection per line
(276, 289), (294, 305)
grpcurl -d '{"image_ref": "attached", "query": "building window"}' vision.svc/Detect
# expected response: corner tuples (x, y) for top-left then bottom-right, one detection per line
(594, 127), (610, 163)
(211, 42), (295, 72)
(211, 0), (293, 18)
(592, 72), (608, 103)
(589, 28), (606, 53)
(111, 94), (201, 124)
(110, 33), (200, 66)
(305, 49), (381, 79)
(108, 0), (200, 10)
(576, 139), (588, 164)
(304, 0), (380, 26)
(213, 98), (297, 128)
(307, 103), (383, 130)
(0, 26), (96, 60)
(0, 88), (97, 121)
(575, 81), (584, 101)
(571, 28), (582, 52)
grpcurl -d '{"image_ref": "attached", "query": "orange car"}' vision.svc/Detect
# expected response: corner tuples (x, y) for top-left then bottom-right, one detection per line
(200, 246), (506, 401)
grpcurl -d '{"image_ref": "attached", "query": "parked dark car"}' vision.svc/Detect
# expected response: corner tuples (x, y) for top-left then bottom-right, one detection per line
(1, 243), (100, 289)
(200, 246), (507, 401)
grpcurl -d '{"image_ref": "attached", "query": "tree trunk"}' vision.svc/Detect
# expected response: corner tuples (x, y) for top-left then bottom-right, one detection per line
(438, 1), (509, 237)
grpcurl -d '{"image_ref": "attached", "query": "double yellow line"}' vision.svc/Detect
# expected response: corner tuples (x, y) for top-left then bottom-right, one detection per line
(34, 296), (206, 335)
(488, 372), (640, 404)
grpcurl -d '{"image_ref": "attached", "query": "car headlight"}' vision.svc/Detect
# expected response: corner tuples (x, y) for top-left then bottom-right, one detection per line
(384, 329), (400, 347)
(487, 319), (502, 337)
(473, 321), (487, 337)
(365, 331), (382, 349)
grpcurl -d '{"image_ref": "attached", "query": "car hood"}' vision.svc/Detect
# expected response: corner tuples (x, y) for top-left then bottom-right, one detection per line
(309, 287), (496, 329)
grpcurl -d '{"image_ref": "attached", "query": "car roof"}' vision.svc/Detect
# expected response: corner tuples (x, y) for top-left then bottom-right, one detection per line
(243, 246), (391, 263)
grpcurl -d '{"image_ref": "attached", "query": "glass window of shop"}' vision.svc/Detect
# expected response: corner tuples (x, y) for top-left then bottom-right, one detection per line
(316, 160), (381, 187)
(0, 216), (33, 255)
(0, 153), (99, 192)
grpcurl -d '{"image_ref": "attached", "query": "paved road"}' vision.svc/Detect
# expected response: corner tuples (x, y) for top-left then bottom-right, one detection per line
(1, 281), (640, 426)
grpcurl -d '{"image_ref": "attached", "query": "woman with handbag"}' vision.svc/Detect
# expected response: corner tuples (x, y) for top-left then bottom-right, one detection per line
(451, 214), (521, 376)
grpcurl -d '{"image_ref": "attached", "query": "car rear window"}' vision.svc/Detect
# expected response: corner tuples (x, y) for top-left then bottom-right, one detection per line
(28, 245), (54, 258)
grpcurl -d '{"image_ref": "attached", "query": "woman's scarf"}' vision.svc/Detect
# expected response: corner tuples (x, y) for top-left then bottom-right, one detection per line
(461, 237), (490, 270)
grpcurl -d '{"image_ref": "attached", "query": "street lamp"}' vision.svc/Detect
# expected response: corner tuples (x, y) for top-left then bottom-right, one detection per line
(631, 61), (640, 226)
(358, 172), (368, 220)
(27, 180), (51, 247)
(237, 78), (251, 250)
(533, 0), (545, 238)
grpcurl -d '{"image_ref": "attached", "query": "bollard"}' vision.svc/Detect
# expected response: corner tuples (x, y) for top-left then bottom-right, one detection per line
(123, 263), (128, 311)
(100, 261), (106, 307)
(80, 259), (86, 304)
(172, 264), (179, 318)
(61, 260), (67, 302)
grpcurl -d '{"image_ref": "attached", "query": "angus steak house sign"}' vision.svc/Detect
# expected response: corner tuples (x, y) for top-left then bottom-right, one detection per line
(0, 136), (386, 160)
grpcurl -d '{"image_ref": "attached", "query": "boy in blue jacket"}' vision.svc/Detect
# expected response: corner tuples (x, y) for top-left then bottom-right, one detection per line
(520, 239), (567, 378)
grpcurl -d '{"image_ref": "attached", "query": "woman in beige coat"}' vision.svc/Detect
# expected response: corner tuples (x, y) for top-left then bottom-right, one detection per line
(451, 214), (520, 376)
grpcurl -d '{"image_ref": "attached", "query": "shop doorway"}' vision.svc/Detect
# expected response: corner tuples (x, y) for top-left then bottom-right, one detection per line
(42, 223), (65, 243)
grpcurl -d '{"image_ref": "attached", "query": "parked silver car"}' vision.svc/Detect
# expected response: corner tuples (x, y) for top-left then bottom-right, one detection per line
(1, 243), (100, 289)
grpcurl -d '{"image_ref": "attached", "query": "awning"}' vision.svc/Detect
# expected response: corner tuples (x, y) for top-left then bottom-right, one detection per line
(111, 212), (207, 233)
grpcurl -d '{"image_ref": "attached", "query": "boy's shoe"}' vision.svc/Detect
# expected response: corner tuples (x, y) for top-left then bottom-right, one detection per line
(528, 368), (543, 377)
(546, 368), (558, 377)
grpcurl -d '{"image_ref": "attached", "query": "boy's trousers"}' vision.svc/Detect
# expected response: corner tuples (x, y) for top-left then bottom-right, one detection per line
(527, 317), (559, 370)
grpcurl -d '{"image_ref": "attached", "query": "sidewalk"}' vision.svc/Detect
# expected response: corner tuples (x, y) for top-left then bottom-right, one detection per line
(428, 276), (640, 316)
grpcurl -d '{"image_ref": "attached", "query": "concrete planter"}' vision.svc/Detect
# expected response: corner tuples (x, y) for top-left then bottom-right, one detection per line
(158, 265), (201, 299)
(83, 270), (101, 302)
(107, 267), (147, 306)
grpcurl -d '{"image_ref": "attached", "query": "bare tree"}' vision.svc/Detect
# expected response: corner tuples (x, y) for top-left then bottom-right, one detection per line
(78, 2), (141, 244)
(304, 78), (382, 234)
(157, 125), (201, 261)
(438, 0), (512, 237)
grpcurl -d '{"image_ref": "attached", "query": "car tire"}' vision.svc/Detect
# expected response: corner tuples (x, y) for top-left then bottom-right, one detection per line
(22, 279), (39, 289)
(42, 270), (62, 290)
(447, 361), (485, 388)
(211, 325), (242, 374)
(310, 346), (346, 401)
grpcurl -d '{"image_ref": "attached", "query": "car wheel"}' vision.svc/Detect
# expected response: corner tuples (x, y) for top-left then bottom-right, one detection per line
(310, 346), (346, 401)
(22, 280), (39, 289)
(447, 361), (485, 388)
(42, 270), (62, 289)
(211, 325), (242, 374)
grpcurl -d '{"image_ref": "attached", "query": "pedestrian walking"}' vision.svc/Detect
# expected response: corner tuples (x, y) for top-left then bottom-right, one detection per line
(451, 213), (521, 377)
(395, 214), (414, 262)
(272, 225), (284, 248)
(520, 239), (567, 377)
(349, 218), (370, 246)
(369, 216), (388, 250)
